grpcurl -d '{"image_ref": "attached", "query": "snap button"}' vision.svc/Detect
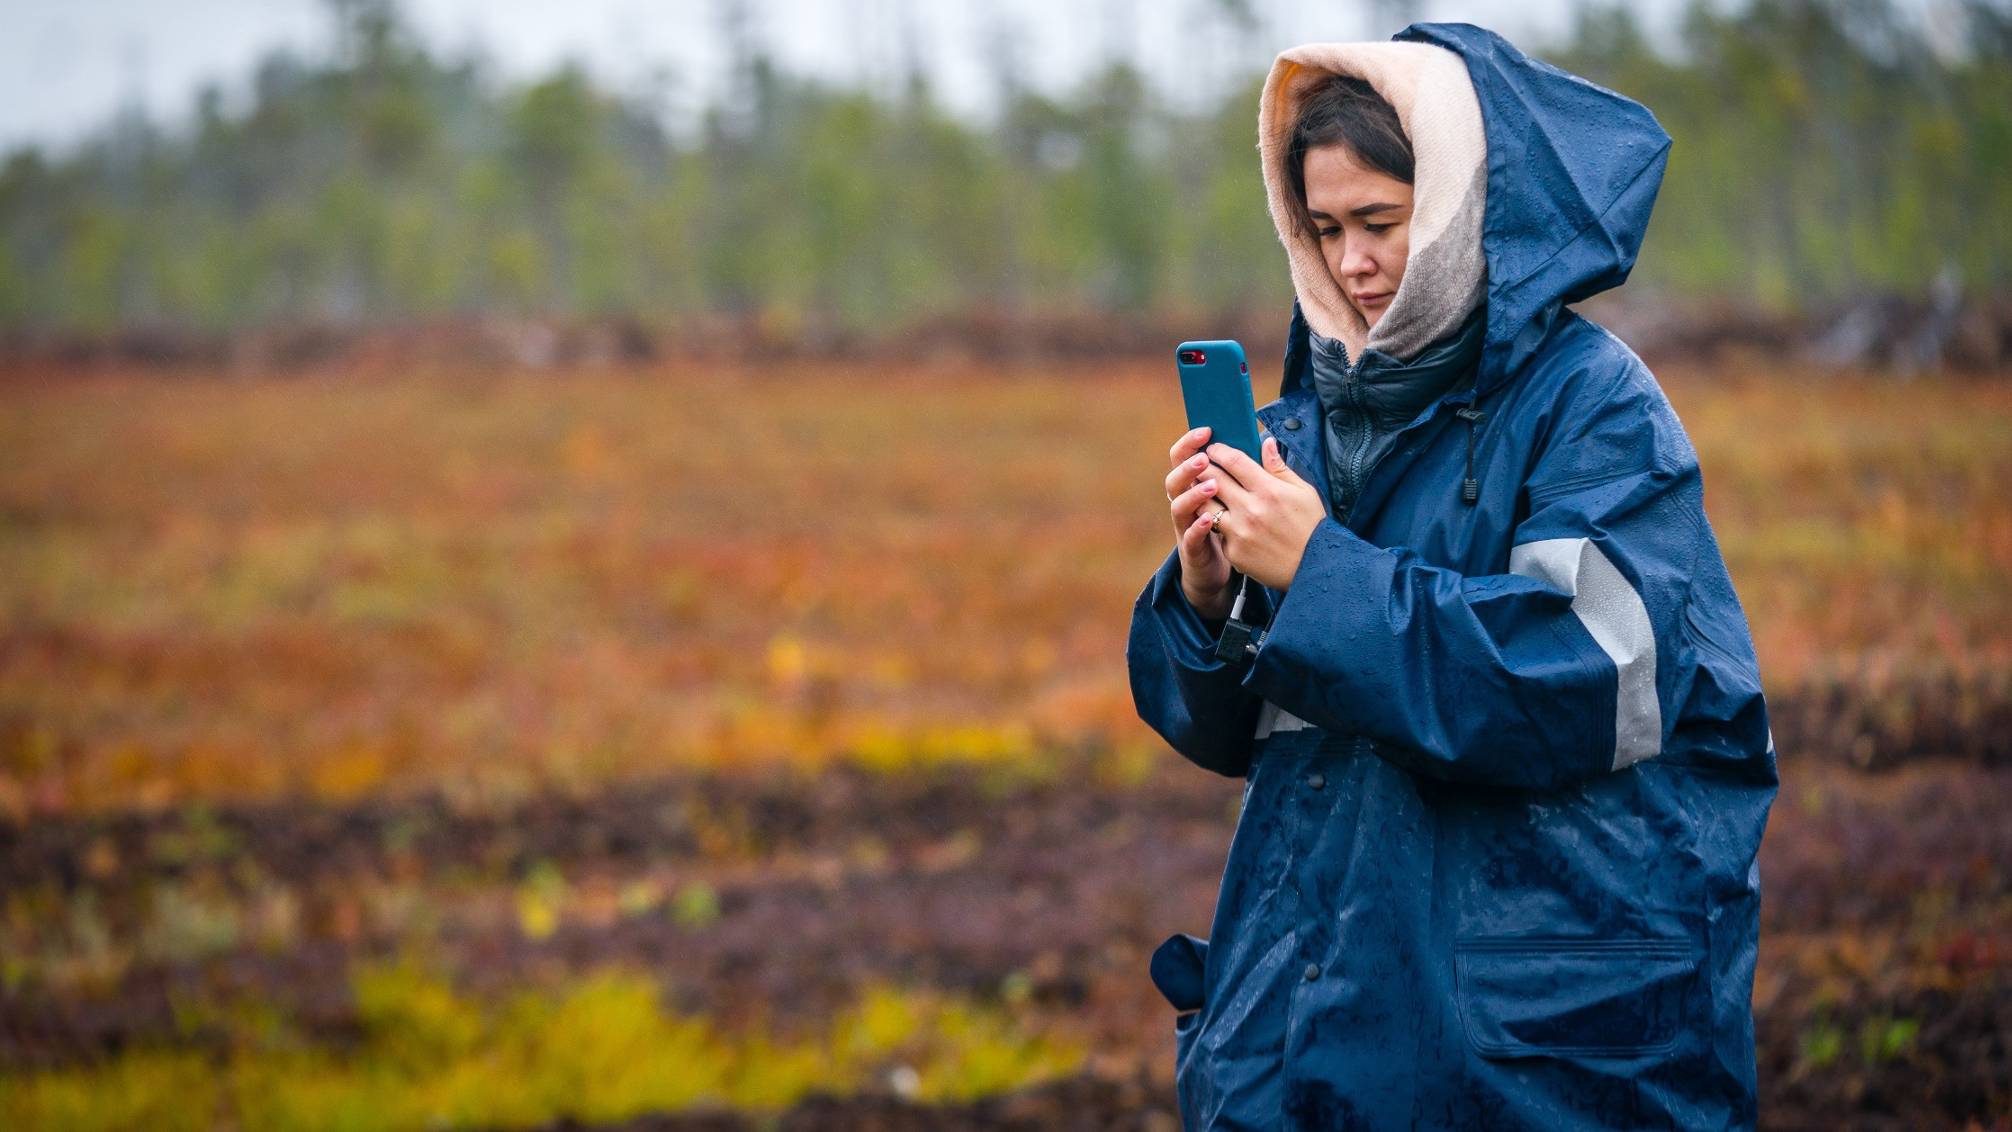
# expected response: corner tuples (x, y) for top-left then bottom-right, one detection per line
(1284, 416), (1302, 430)
(1308, 773), (1325, 790)
(1303, 962), (1320, 981)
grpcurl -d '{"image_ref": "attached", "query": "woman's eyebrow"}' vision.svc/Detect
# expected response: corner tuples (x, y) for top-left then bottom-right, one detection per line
(1306, 203), (1403, 221)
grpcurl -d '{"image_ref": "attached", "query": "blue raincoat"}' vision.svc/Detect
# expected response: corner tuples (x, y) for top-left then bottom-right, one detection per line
(1127, 23), (1777, 1130)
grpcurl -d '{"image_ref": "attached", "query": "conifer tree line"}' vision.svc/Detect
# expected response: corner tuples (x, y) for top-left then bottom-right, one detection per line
(1, 0), (2006, 338)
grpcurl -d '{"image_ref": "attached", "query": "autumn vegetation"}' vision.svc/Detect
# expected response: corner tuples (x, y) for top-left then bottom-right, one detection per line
(1, 0), (2007, 1127)
(0, 355), (2007, 1129)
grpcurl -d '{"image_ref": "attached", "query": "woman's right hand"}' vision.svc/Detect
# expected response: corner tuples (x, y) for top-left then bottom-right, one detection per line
(1166, 426), (1235, 620)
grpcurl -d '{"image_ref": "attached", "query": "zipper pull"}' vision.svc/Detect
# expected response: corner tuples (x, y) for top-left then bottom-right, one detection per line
(1455, 406), (1486, 505)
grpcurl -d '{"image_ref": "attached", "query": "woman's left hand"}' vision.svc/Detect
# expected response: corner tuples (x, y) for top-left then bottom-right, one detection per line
(1200, 437), (1329, 592)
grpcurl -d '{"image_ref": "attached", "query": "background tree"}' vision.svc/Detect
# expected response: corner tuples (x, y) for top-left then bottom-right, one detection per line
(0, 0), (2004, 340)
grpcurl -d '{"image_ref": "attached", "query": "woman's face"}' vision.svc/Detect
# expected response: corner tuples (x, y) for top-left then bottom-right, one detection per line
(1303, 143), (1414, 329)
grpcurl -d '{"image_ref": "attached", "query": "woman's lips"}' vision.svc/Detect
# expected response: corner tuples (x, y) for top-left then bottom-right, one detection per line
(1353, 291), (1392, 308)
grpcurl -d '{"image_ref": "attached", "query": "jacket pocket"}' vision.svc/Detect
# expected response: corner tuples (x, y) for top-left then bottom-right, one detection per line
(1172, 1006), (1205, 1125)
(1453, 937), (1696, 1059)
(1174, 1005), (1202, 1059)
(1154, 933), (1210, 1123)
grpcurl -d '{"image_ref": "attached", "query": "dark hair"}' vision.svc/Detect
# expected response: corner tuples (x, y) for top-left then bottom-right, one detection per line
(1286, 74), (1414, 238)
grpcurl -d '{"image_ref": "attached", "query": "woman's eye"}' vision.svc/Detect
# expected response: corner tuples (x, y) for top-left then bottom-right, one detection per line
(1365, 223), (1393, 235)
(1317, 226), (1341, 239)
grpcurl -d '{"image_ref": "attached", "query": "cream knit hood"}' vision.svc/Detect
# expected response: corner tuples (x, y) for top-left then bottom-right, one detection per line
(1258, 41), (1490, 364)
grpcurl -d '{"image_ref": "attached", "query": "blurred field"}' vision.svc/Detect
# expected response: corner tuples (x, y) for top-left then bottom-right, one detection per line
(2, 357), (2009, 1130)
(4, 357), (2006, 812)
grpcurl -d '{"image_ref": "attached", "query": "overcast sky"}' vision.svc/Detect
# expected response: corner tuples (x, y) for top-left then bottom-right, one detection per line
(0, 0), (1840, 155)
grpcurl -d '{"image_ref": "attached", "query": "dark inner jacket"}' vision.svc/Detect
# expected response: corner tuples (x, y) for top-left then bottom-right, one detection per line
(1308, 302), (1487, 521)
(1201, 302), (1487, 641)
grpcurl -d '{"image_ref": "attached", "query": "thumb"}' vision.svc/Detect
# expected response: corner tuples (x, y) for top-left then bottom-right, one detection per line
(1263, 435), (1298, 478)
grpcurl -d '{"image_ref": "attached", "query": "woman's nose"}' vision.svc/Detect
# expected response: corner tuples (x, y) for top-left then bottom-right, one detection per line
(1337, 239), (1375, 279)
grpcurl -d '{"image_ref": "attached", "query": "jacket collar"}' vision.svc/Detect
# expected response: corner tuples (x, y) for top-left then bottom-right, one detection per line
(1306, 304), (1485, 431)
(1280, 298), (1479, 414)
(1265, 299), (1486, 529)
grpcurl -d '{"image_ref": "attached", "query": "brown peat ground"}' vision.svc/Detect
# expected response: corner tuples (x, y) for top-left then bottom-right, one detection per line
(2, 357), (2007, 1129)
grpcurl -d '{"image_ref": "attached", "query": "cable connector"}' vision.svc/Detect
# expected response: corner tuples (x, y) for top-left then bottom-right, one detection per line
(1213, 572), (1267, 664)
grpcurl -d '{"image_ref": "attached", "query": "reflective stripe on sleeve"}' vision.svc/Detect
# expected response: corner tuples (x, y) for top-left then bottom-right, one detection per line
(1508, 537), (1662, 769)
(1254, 699), (1312, 740)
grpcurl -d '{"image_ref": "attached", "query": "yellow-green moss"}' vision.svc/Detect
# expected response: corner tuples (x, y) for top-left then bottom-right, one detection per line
(0, 961), (1086, 1131)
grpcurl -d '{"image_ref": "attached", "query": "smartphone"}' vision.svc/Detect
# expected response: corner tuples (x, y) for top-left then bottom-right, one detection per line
(1175, 340), (1263, 464)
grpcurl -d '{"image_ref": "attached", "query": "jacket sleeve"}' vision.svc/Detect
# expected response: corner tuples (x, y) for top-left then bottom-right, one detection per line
(1241, 361), (1710, 792)
(1126, 544), (1279, 778)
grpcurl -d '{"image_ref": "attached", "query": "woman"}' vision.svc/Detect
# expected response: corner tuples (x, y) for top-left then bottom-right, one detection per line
(1126, 23), (1776, 1131)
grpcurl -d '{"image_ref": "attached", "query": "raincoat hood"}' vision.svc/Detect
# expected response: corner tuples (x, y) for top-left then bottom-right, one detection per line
(1262, 23), (1673, 396)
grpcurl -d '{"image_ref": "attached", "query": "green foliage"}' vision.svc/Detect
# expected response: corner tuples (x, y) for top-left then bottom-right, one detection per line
(0, 0), (2004, 334)
(671, 880), (722, 930)
(1859, 1014), (1921, 1063)
(1798, 1017), (1846, 1068)
(0, 962), (1087, 1131)
(1553, 0), (2012, 309)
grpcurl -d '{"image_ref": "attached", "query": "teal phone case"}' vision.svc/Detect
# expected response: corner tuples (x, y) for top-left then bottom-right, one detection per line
(1175, 340), (1263, 463)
